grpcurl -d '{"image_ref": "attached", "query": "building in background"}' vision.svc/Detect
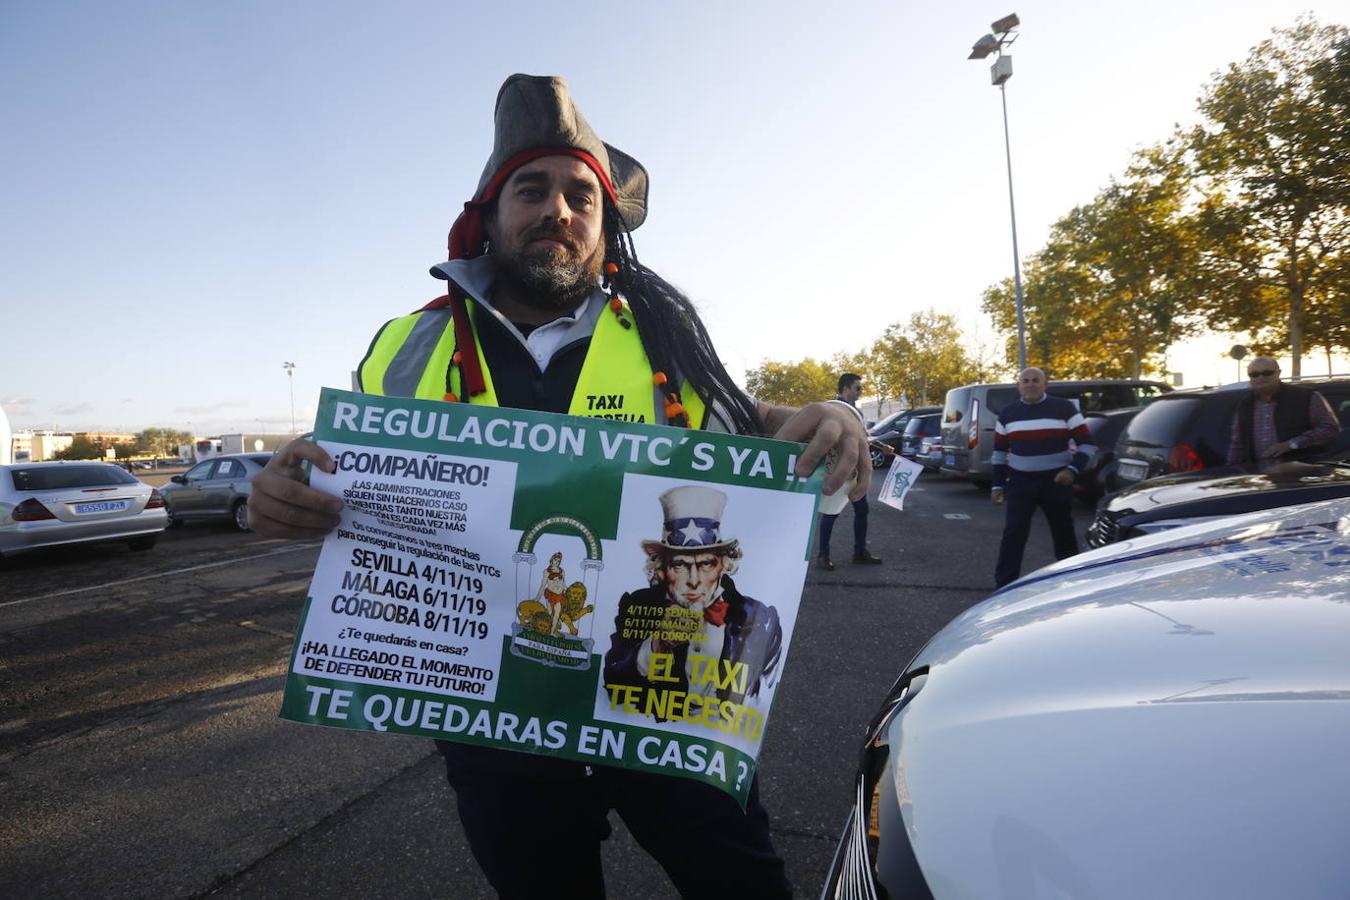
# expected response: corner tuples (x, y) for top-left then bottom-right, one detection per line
(31, 433), (74, 461)
(11, 431), (33, 463)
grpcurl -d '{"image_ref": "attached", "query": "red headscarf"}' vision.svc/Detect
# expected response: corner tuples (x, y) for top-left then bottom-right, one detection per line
(444, 147), (620, 262)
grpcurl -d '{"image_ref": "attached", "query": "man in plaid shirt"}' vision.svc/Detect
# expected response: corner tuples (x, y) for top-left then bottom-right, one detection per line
(1227, 356), (1340, 463)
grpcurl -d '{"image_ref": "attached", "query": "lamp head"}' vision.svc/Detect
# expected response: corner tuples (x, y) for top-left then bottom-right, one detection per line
(968, 33), (999, 59)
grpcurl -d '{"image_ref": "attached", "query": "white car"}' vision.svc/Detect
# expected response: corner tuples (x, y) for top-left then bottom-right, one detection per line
(0, 462), (169, 559)
(823, 498), (1350, 899)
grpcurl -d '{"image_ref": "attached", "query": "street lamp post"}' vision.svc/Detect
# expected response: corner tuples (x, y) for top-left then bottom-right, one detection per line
(283, 361), (297, 436)
(969, 13), (1028, 372)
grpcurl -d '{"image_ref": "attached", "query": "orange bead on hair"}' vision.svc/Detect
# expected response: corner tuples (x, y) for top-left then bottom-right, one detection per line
(443, 392), (459, 403)
(665, 403), (685, 419)
(610, 298), (623, 312)
(652, 372), (668, 386)
(604, 262), (619, 275)
(452, 351), (463, 364)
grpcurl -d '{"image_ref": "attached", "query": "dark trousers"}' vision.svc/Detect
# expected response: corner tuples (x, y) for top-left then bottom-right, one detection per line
(994, 470), (1078, 587)
(439, 742), (792, 899)
(817, 496), (868, 558)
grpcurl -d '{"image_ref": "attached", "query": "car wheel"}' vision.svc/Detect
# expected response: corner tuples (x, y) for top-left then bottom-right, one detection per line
(232, 500), (251, 532)
(128, 535), (159, 552)
(870, 447), (886, 469)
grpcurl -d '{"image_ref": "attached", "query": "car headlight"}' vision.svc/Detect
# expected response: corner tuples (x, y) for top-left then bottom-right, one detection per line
(822, 669), (932, 900)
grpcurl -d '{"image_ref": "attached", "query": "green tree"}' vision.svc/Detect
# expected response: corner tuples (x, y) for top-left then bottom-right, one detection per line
(1184, 17), (1350, 375)
(135, 428), (193, 457)
(867, 310), (977, 404)
(54, 436), (103, 460)
(743, 358), (838, 407)
(984, 147), (1200, 378)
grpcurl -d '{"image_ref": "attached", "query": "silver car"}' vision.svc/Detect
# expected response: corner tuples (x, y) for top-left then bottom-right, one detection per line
(0, 462), (168, 558)
(159, 453), (271, 531)
(823, 497), (1350, 899)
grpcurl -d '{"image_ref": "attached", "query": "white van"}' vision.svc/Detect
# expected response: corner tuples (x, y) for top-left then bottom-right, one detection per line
(940, 379), (1171, 488)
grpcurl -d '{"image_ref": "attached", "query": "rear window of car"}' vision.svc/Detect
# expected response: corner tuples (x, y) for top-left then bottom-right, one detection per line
(943, 388), (971, 423)
(1134, 383), (1171, 405)
(1121, 396), (1205, 447)
(985, 387), (1019, 416)
(9, 465), (138, 491)
(247, 454), (272, 466)
(904, 414), (941, 435)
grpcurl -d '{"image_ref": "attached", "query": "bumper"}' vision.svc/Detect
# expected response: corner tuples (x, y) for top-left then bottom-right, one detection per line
(0, 511), (168, 556)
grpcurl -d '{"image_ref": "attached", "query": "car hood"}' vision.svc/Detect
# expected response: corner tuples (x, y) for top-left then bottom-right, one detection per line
(894, 498), (1350, 898)
(1104, 460), (1350, 514)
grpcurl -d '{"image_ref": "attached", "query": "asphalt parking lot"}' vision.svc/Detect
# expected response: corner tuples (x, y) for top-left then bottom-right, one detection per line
(0, 467), (1072, 899)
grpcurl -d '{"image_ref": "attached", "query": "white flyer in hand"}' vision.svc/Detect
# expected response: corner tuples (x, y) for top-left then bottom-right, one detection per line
(877, 455), (924, 511)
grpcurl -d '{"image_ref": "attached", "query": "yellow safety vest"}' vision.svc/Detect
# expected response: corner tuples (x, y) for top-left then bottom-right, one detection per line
(356, 299), (707, 428)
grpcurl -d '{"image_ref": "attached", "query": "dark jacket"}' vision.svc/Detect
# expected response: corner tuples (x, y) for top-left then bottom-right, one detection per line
(604, 575), (782, 708)
(1231, 383), (1316, 464)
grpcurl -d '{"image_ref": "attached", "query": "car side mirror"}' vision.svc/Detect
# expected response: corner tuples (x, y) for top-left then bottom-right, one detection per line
(171, 475), (186, 484)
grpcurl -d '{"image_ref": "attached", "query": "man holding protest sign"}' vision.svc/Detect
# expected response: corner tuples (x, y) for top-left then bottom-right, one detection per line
(250, 74), (868, 898)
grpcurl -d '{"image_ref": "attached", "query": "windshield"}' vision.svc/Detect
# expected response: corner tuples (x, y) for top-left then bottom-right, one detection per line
(1121, 397), (1205, 447)
(870, 411), (905, 434)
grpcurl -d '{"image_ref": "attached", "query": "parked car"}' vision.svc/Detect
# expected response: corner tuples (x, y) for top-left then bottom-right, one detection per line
(940, 379), (1171, 488)
(1074, 406), (1143, 504)
(1087, 454), (1350, 548)
(822, 496), (1350, 899)
(899, 413), (944, 470)
(1110, 378), (1350, 491)
(0, 461), (168, 558)
(158, 453), (272, 531)
(868, 406), (940, 468)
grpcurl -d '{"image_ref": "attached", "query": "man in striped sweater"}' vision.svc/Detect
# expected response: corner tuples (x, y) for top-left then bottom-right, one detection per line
(991, 367), (1095, 587)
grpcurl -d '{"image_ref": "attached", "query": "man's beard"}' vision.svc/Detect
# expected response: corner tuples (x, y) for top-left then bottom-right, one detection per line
(490, 224), (604, 312)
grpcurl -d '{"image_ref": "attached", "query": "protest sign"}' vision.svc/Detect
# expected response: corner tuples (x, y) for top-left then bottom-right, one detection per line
(877, 454), (924, 511)
(280, 388), (822, 806)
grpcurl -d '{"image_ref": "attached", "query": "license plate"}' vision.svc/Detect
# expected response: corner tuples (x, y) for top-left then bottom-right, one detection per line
(1116, 459), (1148, 482)
(944, 454), (956, 466)
(74, 500), (129, 514)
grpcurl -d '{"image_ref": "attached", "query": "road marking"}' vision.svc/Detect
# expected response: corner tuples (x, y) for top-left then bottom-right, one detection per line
(0, 543), (321, 609)
(944, 513), (972, 520)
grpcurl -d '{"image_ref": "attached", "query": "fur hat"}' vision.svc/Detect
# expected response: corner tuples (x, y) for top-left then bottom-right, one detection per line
(445, 74), (649, 261)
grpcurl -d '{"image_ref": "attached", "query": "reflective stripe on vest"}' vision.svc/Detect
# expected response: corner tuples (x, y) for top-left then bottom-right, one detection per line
(357, 300), (706, 427)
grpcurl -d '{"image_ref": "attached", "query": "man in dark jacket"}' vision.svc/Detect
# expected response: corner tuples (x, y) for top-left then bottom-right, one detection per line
(1227, 357), (1340, 464)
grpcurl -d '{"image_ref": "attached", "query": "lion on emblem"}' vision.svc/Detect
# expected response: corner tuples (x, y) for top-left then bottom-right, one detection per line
(517, 580), (593, 636)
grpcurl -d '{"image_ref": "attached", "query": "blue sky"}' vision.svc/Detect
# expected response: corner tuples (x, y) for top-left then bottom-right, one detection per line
(2, 0), (1341, 434)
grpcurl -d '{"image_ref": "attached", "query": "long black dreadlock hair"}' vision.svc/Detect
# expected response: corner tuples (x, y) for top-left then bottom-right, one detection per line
(601, 203), (765, 436)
